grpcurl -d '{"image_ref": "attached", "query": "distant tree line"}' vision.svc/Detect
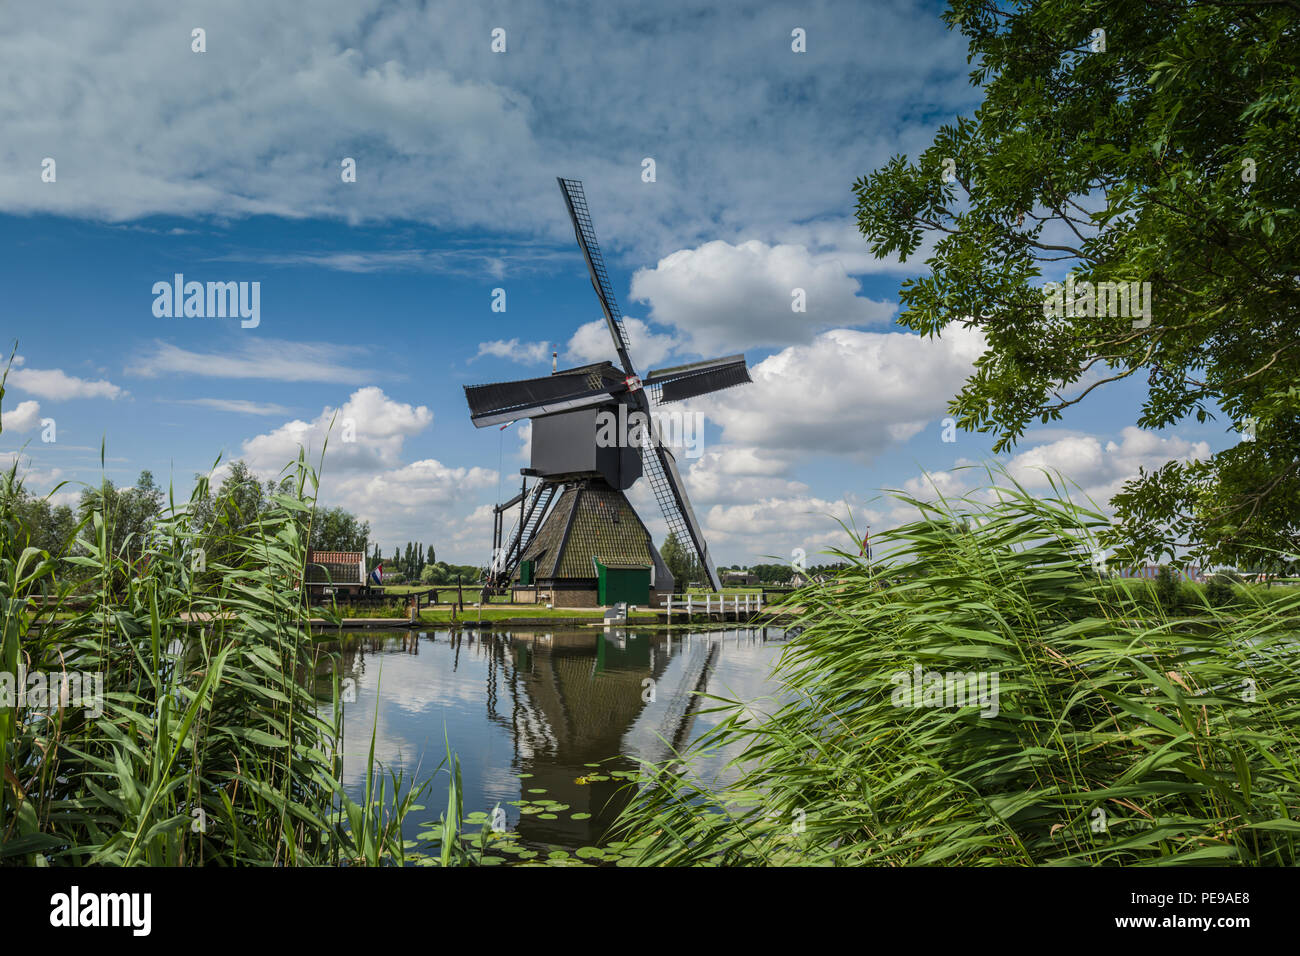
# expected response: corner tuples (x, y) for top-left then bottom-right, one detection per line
(664, 540), (849, 588)
(3, 470), (167, 566)
(729, 562), (850, 584)
(189, 461), (371, 566)
(14, 457), (850, 592)
(4, 458), (374, 568)
(364, 541), (480, 586)
(370, 541), (430, 582)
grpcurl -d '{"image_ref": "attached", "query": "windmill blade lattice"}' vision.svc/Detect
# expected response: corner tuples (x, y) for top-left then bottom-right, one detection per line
(557, 178), (633, 363)
(557, 177), (723, 589)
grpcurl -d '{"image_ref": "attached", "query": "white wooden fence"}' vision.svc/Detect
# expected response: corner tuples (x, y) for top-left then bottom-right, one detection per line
(664, 592), (764, 617)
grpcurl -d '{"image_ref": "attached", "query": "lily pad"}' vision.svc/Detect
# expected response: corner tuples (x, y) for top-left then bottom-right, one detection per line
(571, 812), (592, 820)
(538, 813), (558, 820)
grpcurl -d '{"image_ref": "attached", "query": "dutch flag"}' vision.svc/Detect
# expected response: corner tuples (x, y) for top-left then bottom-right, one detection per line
(368, 563), (383, 585)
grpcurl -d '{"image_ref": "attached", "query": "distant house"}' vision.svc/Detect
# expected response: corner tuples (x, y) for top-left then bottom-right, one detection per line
(305, 550), (370, 598)
(721, 570), (757, 586)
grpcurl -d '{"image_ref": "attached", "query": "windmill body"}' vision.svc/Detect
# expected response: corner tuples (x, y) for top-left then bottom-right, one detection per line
(464, 179), (750, 607)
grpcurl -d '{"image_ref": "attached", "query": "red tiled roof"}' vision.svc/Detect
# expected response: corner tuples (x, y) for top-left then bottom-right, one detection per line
(305, 551), (366, 585)
(306, 551), (365, 564)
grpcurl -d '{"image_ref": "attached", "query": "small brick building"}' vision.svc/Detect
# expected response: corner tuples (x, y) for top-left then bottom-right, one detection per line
(304, 550), (370, 599)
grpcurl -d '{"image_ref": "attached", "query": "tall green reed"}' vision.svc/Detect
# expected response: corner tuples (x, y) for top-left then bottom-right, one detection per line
(0, 417), (429, 866)
(613, 471), (1300, 865)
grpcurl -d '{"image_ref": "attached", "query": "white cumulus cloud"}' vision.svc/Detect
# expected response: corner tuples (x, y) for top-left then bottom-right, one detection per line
(9, 361), (124, 401)
(703, 495), (878, 564)
(239, 387), (432, 474)
(2, 399), (43, 432)
(630, 239), (897, 354)
(683, 445), (809, 505)
(475, 339), (552, 365)
(566, 316), (678, 368)
(0, 1), (975, 260)
(692, 325), (986, 462)
(333, 458), (496, 511)
(889, 427), (1212, 525)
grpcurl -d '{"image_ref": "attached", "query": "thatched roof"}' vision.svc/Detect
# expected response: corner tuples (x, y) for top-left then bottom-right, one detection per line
(520, 479), (653, 581)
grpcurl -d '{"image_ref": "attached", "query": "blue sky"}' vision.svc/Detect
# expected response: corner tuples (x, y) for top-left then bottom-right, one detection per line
(0, 0), (1230, 565)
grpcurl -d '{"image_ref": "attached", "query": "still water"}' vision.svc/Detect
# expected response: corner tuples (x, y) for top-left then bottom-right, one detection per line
(323, 626), (790, 851)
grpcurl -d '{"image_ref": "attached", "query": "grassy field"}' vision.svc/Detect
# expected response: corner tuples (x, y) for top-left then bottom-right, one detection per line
(376, 585), (565, 605)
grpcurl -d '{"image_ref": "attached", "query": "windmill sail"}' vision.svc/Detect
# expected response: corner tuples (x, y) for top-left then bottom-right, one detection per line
(638, 425), (717, 587)
(557, 178), (634, 367)
(465, 365), (622, 427)
(644, 355), (751, 403)
(557, 177), (725, 590)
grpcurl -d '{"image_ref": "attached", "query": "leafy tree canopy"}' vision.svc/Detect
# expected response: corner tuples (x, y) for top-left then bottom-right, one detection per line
(0, 473), (78, 560)
(661, 532), (703, 589)
(310, 506), (370, 553)
(853, 1), (1299, 570)
(78, 470), (163, 562)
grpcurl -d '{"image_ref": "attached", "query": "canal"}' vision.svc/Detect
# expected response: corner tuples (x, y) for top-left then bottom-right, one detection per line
(322, 626), (791, 858)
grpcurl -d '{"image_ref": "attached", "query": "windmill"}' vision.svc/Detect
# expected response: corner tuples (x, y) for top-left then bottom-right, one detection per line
(464, 178), (750, 605)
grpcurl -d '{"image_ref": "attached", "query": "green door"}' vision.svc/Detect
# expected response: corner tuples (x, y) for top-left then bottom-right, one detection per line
(594, 558), (650, 605)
